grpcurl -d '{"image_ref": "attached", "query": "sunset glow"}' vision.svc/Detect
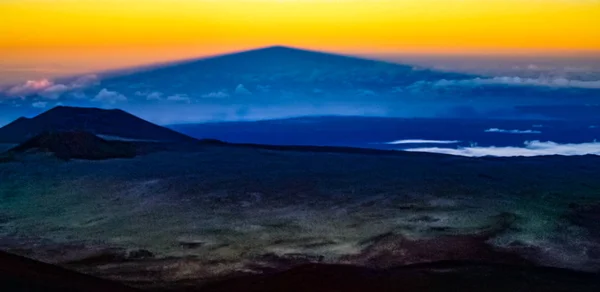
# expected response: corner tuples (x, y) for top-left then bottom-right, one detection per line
(1, 0), (599, 80)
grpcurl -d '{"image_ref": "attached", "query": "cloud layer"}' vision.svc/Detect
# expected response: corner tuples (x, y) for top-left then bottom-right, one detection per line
(1, 75), (99, 99)
(235, 84), (252, 95)
(202, 91), (230, 98)
(485, 128), (541, 134)
(411, 77), (600, 90)
(92, 89), (127, 104)
(405, 140), (600, 157)
(166, 94), (190, 102)
(385, 139), (460, 144)
(6, 79), (54, 97)
(31, 101), (48, 108)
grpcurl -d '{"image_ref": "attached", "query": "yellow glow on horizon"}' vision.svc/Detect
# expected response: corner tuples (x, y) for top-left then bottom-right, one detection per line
(1, 0), (599, 76)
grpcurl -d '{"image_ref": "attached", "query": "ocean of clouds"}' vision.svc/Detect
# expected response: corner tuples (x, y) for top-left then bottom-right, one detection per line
(405, 140), (600, 157)
(385, 139), (461, 144)
(484, 128), (542, 134)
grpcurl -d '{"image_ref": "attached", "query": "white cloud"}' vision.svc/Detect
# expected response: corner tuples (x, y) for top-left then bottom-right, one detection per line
(416, 77), (600, 89)
(166, 94), (190, 102)
(476, 77), (600, 89)
(146, 91), (163, 100)
(6, 79), (53, 97)
(38, 84), (69, 99)
(92, 89), (127, 104)
(405, 140), (600, 157)
(201, 91), (229, 98)
(70, 74), (99, 88)
(385, 139), (461, 145)
(2, 74), (99, 99)
(135, 91), (163, 100)
(31, 101), (48, 108)
(485, 128), (541, 134)
(235, 84), (252, 95)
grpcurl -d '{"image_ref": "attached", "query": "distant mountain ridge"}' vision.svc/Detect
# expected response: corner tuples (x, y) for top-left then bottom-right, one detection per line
(0, 106), (440, 158)
(0, 106), (197, 144)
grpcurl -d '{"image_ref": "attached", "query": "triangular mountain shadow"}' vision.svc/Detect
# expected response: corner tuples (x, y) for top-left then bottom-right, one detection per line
(110, 45), (416, 75)
(99, 45), (474, 95)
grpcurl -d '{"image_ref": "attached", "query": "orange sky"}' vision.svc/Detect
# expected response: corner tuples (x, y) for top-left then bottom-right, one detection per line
(1, 0), (599, 83)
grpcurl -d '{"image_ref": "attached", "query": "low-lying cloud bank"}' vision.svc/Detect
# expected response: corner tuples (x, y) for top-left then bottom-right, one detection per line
(92, 89), (127, 104)
(31, 101), (48, 108)
(405, 141), (600, 157)
(412, 77), (600, 89)
(385, 139), (460, 144)
(1, 75), (99, 99)
(485, 128), (541, 134)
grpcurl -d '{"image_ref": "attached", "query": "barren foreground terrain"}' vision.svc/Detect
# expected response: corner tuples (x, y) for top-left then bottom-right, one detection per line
(1, 146), (600, 289)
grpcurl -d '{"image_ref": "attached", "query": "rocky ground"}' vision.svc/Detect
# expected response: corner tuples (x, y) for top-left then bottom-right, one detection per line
(1, 146), (600, 289)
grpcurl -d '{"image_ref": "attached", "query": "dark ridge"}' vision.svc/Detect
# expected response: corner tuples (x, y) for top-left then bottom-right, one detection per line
(190, 138), (453, 158)
(223, 142), (446, 157)
(9, 131), (138, 160)
(3, 250), (599, 292)
(12, 116), (31, 123)
(0, 106), (198, 144)
(197, 261), (600, 292)
(0, 250), (138, 292)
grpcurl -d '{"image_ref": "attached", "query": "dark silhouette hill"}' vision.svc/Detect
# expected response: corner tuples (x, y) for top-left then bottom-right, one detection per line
(199, 261), (600, 292)
(9, 131), (138, 160)
(3, 250), (600, 292)
(0, 106), (197, 143)
(0, 251), (138, 292)
(0, 106), (443, 158)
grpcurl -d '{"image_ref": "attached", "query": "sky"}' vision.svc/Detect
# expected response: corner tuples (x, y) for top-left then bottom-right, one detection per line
(1, 0), (600, 84)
